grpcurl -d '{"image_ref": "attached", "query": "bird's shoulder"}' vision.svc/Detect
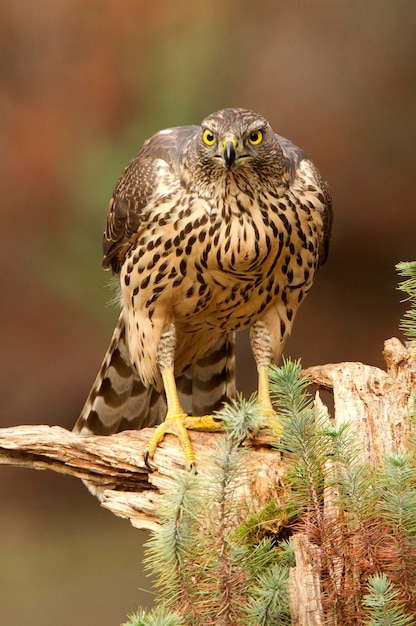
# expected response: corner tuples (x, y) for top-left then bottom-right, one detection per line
(275, 133), (307, 176)
(103, 125), (199, 273)
(277, 133), (332, 266)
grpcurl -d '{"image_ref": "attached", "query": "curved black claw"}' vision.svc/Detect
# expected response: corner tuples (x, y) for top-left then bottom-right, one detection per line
(144, 448), (196, 473)
(143, 449), (153, 470)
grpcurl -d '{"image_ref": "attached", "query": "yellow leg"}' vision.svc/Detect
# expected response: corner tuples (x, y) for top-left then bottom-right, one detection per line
(144, 368), (221, 470)
(162, 367), (186, 417)
(249, 320), (283, 439)
(256, 365), (283, 439)
(258, 365), (274, 413)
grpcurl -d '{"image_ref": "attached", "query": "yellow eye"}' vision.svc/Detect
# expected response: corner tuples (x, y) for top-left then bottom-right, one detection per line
(202, 129), (216, 146)
(248, 130), (263, 146)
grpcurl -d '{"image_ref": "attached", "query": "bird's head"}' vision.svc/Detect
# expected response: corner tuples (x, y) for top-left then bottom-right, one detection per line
(195, 108), (284, 179)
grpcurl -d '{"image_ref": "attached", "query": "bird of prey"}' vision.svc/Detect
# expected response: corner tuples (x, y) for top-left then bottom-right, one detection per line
(74, 108), (332, 469)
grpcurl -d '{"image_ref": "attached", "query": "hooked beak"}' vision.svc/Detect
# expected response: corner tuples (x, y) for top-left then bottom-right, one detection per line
(223, 140), (237, 170)
(221, 136), (240, 170)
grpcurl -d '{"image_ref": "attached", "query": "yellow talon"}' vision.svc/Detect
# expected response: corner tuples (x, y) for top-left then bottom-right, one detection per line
(144, 361), (284, 468)
(144, 412), (194, 469)
(144, 368), (222, 470)
(144, 413), (222, 470)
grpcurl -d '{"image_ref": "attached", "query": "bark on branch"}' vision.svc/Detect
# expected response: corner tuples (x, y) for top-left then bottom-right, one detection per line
(0, 423), (284, 532)
(306, 336), (416, 465)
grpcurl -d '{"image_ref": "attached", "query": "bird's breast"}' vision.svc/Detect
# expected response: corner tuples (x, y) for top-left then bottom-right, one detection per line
(121, 187), (320, 333)
(203, 192), (287, 277)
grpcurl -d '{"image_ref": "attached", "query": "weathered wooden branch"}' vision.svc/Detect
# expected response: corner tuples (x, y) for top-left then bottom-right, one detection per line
(1, 336), (415, 624)
(0, 423), (284, 532)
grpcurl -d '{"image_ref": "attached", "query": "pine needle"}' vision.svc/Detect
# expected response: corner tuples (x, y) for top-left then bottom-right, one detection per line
(362, 573), (414, 625)
(396, 261), (416, 346)
(214, 392), (267, 442)
(245, 564), (291, 625)
(123, 606), (185, 626)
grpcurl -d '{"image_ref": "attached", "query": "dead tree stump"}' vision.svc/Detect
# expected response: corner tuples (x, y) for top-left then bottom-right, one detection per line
(1, 337), (415, 624)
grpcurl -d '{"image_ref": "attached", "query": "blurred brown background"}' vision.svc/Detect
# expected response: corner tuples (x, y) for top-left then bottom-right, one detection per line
(1, 1), (415, 624)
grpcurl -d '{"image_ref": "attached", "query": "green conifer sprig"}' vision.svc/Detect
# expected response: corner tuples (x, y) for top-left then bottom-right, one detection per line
(268, 360), (330, 525)
(375, 452), (416, 610)
(143, 470), (206, 622)
(191, 437), (253, 623)
(396, 261), (416, 345)
(325, 422), (380, 566)
(123, 606), (185, 626)
(213, 392), (267, 442)
(244, 564), (290, 626)
(362, 573), (414, 626)
(377, 452), (416, 541)
(268, 361), (348, 615)
(142, 397), (294, 624)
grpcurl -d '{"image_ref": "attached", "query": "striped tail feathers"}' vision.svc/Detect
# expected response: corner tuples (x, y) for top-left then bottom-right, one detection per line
(176, 332), (236, 416)
(73, 313), (166, 437)
(74, 318), (236, 438)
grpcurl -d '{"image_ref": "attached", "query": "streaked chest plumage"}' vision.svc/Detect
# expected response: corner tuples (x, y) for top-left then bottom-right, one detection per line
(120, 168), (324, 335)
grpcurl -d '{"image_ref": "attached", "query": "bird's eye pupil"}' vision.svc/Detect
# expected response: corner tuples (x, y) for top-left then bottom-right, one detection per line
(248, 130), (263, 145)
(203, 130), (216, 146)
